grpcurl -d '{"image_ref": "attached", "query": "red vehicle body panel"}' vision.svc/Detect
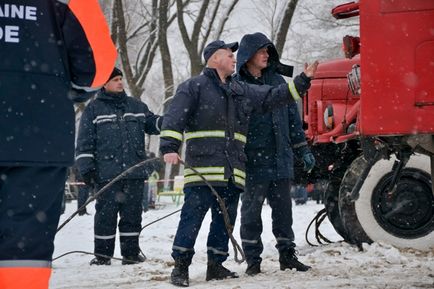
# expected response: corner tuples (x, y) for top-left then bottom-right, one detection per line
(359, 0), (434, 135)
(305, 57), (360, 143)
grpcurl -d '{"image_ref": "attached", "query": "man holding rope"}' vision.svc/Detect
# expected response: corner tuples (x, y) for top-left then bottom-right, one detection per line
(160, 39), (318, 287)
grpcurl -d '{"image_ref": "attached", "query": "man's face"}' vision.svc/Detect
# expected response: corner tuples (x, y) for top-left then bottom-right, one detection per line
(104, 76), (124, 93)
(248, 47), (269, 71)
(214, 48), (236, 76)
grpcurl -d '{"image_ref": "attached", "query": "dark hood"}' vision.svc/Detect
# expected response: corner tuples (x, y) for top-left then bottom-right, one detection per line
(236, 32), (293, 77)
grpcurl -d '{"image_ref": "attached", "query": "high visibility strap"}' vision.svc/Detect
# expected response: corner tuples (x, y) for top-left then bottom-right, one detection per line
(68, 0), (117, 87)
(183, 167), (245, 186)
(0, 260), (51, 268)
(234, 176), (245, 187)
(161, 130), (183, 141)
(75, 153), (94, 160)
(184, 167), (224, 176)
(234, 133), (247, 143)
(234, 168), (246, 179)
(288, 80), (301, 101)
(185, 130), (247, 143)
(207, 246), (228, 256)
(184, 174), (227, 184)
(119, 232), (140, 237)
(185, 130), (225, 140)
(94, 234), (116, 240)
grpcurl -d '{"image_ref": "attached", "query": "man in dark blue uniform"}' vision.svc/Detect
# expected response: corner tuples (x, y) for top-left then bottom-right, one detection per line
(0, 1), (116, 288)
(160, 39), (318, 287)
(236, 32), (315, 276)
(75, 68), (163, 266)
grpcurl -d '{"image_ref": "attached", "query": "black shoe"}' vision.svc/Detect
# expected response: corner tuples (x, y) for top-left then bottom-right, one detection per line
(122, 254), (146, 265)
(245, 262), (261, 276)
(171, 260), (189, 287)
(279, 250), (311, 272)
(89, 257), (111, 266)
(206, 261), (239, 281)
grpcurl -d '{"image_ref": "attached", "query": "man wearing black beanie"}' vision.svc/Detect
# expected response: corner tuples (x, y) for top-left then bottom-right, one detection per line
(75, 67), (163, 265)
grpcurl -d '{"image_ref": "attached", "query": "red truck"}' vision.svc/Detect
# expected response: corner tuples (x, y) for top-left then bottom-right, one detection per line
(303, 0), (434, 250)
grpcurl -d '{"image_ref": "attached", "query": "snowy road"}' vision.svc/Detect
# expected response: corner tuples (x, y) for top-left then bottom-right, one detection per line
(51, 198), (434, 289)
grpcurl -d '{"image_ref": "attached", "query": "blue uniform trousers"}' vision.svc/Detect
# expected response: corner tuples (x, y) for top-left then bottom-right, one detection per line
(94, 179), (144, 257)
(240, 178), (295, 265)
(0, 166), (66, 260)
(172, 180), (241, 264)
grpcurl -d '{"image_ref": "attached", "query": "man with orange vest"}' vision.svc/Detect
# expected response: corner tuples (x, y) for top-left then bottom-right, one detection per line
(0, 1), (116, 288)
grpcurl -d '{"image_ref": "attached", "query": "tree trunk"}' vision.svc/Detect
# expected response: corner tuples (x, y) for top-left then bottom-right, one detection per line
(159, 0), (175, 105)
(275, 0), (299, 56)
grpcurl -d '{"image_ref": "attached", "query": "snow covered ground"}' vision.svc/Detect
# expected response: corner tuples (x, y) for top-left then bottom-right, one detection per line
(51, 197), (434, 289)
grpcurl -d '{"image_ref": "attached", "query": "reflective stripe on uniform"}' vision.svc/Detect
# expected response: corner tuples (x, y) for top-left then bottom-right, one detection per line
(94, 234), (116, 240)
(241, 239), (259, 245)
(185, 130), (225, 140)
(288, 80), (301, 101)
(184, 167), (245, 186)
(160, 130), (183, 141)
(184, 167), (224, 176)
(234, 168), (246, 179)
(207, 246), (228, 256)
(92, 114), (117, 124)
(172, 245), (194, 252)
(0, 260), (51, 268)
(155, 116), (162, 132)
(119, 232), (140, 237)
(184, 174), (227, 184)
(234, 176), (245, 187)
(234, 133), (246, 143)
(123, 113), (146, 119)
(185, 130), (247, 143)
(75, 153), (94, 161)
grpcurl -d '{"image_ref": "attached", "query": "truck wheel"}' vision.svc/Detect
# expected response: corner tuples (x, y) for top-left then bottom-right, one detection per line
(324, 178), (349, 241)
(339, 156), (372, 246)
(355, 154), (434, 250)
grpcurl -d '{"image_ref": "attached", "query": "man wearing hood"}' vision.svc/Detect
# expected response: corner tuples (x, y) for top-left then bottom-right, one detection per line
(235, 32), (315, 276)
(75, 68), (163, 266)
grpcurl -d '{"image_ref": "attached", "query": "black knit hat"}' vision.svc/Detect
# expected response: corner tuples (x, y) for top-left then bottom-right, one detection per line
(107, 67), (123, 82)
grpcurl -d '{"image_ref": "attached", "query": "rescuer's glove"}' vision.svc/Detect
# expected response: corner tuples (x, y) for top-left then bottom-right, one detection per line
(294, 145), (315, 172)
(302, 152), (316, 172)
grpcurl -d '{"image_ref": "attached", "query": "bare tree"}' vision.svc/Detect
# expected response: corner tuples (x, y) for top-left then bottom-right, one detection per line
(176, 0), (240, 76)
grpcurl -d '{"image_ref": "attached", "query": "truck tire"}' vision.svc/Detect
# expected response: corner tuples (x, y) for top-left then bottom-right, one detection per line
(339, 156), (372, 247)
(355, 154), (434, 250)
(324, 177), (349, 241)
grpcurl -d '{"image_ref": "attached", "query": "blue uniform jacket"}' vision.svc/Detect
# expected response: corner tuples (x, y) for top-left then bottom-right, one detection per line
(75, 89), (162, 182)
(235, 32), (308, 182)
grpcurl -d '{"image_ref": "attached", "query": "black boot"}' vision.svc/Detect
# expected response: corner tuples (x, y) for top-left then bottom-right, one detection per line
(89, 257), (111, 265)
(245, 262), (261, 276)
(171, 259), (190, 287)
(122, 254), (146, 265)
(279, 250), (311, 272)
(206, 261), (239, 281)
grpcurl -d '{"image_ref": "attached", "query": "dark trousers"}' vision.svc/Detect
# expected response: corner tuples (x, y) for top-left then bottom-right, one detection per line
(94, 179), (144, 257)
(240, 178), (295, 265)
(0, 166), (66, 260)
(172, 180), (241, 264)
